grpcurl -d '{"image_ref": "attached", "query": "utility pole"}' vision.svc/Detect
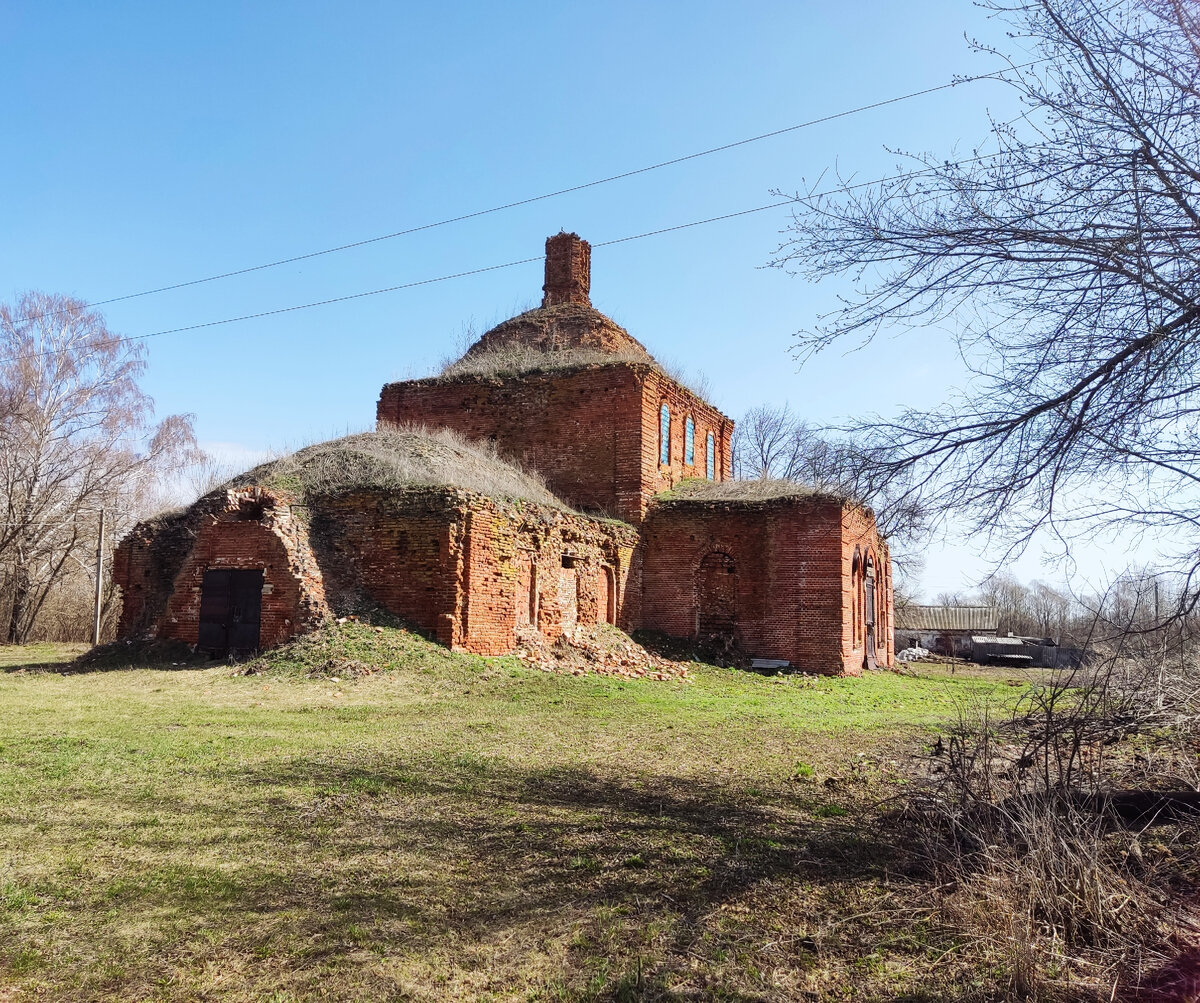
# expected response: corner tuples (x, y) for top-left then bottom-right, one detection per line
(92, 508), (105, 647)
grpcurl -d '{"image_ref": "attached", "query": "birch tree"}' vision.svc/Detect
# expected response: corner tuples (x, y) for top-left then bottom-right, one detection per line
(0, 292), (197, 642)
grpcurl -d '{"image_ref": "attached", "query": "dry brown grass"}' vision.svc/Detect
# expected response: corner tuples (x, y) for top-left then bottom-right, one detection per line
(437, 344), (653, 381)
(904, 657), (1200, 999)
(656, 476), (850, 505)
(437, 346), (718, 402)
(226, 426), (567, 508)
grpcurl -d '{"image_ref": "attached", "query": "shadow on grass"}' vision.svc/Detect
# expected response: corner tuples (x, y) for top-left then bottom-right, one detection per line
(2, 659), (89, 674)
(3, 751), (961, 1001)
(37, 639), (227, 674)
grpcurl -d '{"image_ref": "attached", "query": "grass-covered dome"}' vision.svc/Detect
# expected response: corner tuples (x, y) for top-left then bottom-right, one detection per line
(225, 426), (565, 507)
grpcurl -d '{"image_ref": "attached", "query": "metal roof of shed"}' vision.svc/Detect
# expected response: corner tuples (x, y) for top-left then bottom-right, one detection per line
(893, 605), (1001, 632)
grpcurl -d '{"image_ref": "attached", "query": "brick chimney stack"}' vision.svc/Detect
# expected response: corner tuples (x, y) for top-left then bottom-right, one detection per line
(542, 232), (591, 307)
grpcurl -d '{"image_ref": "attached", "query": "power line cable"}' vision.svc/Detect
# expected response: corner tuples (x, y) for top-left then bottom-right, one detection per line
(8, 62), (1042, 325)
(0, 152), (1010, 365)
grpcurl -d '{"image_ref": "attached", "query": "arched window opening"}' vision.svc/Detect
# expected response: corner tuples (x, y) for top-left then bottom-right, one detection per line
(685, 416), (695, 466)
(659, 404), (671, 465)
(705, 433), (715, 480)
(851, 551), (861, 645)
(864, 555), (879, 670)
(600, 566), (617, 625)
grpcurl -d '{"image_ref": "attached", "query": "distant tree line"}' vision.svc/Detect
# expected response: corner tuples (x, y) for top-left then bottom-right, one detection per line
(935, 568), (1196, 655)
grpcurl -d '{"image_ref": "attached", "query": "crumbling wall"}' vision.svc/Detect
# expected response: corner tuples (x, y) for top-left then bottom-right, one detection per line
(307, 489), (466, 646)
(457, 499), (639, 655)
(641, 497), (892, 675)
(115, 488), (326, 646)
(842, 505), (894, 671)
(143, 488), (327, 649)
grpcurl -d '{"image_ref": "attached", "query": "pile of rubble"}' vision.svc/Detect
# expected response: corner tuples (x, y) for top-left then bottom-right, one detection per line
(513, 624), (693, 683)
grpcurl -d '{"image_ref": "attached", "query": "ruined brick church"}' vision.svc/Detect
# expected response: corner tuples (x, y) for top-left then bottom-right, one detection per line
(114, 234), (894, 674)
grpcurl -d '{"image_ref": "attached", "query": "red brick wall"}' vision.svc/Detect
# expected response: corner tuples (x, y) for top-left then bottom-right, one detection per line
(115, 487), (327, 648)
(115, 476), (885, 675)
(641, 369), (734, 508)
(377, 363), (734, 525)
(457, 499), (640, 654)
(378, 365), (650, 523)
(640, 497), (893, 675)
(310, 491), (466, 646)
(841, 506), (894, 671)
(154, 488), (329, 649)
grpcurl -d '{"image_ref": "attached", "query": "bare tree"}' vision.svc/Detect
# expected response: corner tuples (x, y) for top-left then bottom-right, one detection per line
(732, 404), (807, 481)
(0, 292), (198, 643)
(732, 403), (930, 589)
(771, 0), (1200, 618)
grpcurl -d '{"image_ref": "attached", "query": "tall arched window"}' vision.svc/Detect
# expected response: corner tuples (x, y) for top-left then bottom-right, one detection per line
(685, 417), (695, 465)
(705, 433), (715, 480)
(659, 404), (671, 465)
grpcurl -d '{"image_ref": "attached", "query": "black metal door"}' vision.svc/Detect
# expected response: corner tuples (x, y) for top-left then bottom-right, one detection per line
(198, 569), (263, 655)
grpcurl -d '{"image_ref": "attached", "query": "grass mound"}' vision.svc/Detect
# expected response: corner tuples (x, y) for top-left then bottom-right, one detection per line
(226, 425), (565, 508)
(238, 614), (500, 679)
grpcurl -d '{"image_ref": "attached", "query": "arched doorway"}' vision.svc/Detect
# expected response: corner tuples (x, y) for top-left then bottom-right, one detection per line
(864, 554), (879, 670)
(697, 552), (738, 641)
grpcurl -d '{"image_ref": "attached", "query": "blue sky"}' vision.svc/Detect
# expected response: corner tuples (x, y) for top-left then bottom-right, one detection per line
(4, 1), (1133, 597)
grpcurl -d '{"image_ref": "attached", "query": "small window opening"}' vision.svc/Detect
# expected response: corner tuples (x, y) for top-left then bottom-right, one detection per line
(685, 417), (695, 465)
(237, 500), (266, 521)
(561, 554), (578, 569)
(706, 433), (715, 480)
(659, 404), (671, 465)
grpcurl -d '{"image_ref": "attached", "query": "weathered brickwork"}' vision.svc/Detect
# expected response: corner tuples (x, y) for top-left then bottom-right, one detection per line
(377, 363), (733, 524)
(641, 496), (893, 675)
(379, 364), (644, 523)
(115, 482), (639, 659)
(641, 368), (734, 500)
(115, 231), (893, 675)
(542, 231), (592, 307)
(115, 487), (327, 649)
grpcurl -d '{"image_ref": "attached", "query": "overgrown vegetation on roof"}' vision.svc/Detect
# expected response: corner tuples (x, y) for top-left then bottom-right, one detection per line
(655, 477), (853, 505)
(437, 344), (651, 381)
(224, 426), (566, 508)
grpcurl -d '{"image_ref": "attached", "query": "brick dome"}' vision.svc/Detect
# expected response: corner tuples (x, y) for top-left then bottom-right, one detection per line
(462, 301), (654, 362)
(457, 232), (655, 364)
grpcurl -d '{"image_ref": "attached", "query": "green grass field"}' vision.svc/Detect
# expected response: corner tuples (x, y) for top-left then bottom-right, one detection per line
(0, 626), (1026, 1001)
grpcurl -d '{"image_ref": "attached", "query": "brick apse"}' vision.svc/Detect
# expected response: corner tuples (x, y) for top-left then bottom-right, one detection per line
(114, 232), (893, 674)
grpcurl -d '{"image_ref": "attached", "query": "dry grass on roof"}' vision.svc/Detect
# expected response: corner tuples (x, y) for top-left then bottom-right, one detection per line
(658, 477), (852, 506)
(224, 426), (567, 508)
(437, 344), (652, 381)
